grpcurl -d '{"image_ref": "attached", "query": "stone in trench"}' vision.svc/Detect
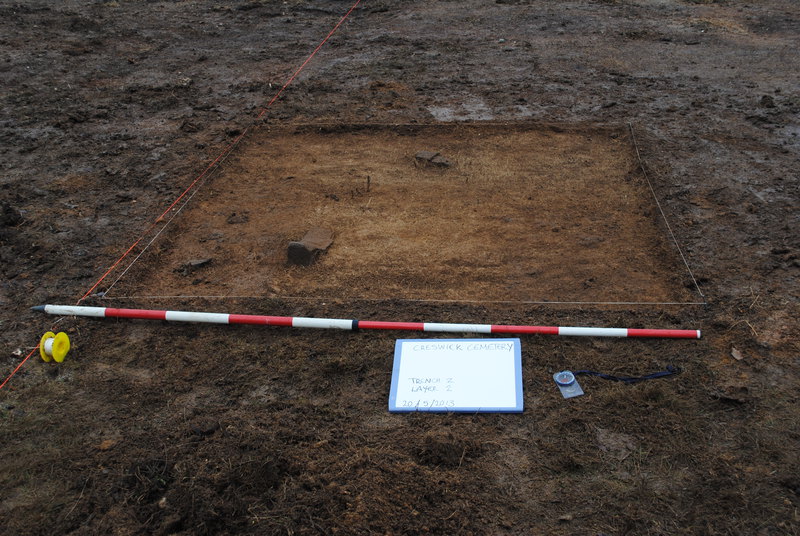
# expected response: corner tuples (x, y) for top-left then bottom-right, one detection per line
(288, 228), (334, 266)
(175, 257), (212, 276)
(226, 211), (250, 224)
(415, 150), (452, 168)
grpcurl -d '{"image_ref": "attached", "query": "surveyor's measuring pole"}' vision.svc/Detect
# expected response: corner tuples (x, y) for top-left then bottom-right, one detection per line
(33, 305), (701, 339)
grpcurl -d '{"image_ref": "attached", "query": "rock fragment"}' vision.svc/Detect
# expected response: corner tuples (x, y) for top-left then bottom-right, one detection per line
(175, 258), (212, 276)
(226, 212), (249, 224)
(288, 227), (334, 266)
(415, 150), (452, 168)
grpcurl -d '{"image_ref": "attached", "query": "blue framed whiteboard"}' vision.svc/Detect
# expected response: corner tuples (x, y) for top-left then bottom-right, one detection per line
(389, 339), (523, 413)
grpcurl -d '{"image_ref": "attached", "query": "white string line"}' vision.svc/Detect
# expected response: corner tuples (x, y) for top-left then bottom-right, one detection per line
(98, 0), (361, 299)
(99, 294), (707, 306)
(101, 142), (241, 298)
(277, 121), (617, 130)
(102, 166), (221, 297)
(106, 123), (704, 307)
(628, 122), (706, 300)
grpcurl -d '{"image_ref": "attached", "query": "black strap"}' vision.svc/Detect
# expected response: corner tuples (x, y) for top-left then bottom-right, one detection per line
(573, 365), (681, 385)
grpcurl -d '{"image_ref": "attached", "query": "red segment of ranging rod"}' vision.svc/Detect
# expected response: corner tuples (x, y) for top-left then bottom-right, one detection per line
(107, 307), (167, 320)
(627, 328), (700, 339)
(32, 305), (701, 339)
(229, 314), (293, 326)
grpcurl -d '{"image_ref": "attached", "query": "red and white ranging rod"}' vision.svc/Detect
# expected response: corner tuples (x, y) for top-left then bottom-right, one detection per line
(33, 305), (701, 339)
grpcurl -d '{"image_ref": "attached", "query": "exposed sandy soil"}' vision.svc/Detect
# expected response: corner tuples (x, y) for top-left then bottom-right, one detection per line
(113, 123), (698, 304)
(1, 1), (798, 535)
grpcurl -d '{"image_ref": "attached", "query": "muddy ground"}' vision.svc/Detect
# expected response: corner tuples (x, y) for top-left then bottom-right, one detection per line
(1, 1), (798, 534)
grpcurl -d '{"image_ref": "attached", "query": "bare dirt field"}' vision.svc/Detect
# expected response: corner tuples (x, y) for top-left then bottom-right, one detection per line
(114, 123), (697, 304)
(1, 1), (798, 535)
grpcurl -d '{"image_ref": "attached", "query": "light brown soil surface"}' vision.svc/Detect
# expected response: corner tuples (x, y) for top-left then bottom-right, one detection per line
(115, 123), (698, 304)
(1, 1), (798, 535)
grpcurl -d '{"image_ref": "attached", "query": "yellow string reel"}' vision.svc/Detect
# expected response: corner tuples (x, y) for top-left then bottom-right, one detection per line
(39, 332), (70, 363)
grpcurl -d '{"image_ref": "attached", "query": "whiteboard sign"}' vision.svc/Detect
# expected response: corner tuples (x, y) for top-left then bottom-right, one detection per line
(389, 339), (523, 413)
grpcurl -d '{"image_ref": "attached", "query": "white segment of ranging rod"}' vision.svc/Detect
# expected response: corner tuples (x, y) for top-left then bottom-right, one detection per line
(424, 323), (493, 333)
(164, 311), (230, 323)
(43, 305), (107, 317)
(558, 327), (628, 337)
(293, 317), (354, 330)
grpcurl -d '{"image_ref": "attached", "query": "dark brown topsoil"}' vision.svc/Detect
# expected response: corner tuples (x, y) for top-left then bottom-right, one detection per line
(1, 1), (798, 535)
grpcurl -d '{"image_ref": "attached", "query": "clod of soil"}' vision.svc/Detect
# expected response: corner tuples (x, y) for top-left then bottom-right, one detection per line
(0, 201), (23, 227)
